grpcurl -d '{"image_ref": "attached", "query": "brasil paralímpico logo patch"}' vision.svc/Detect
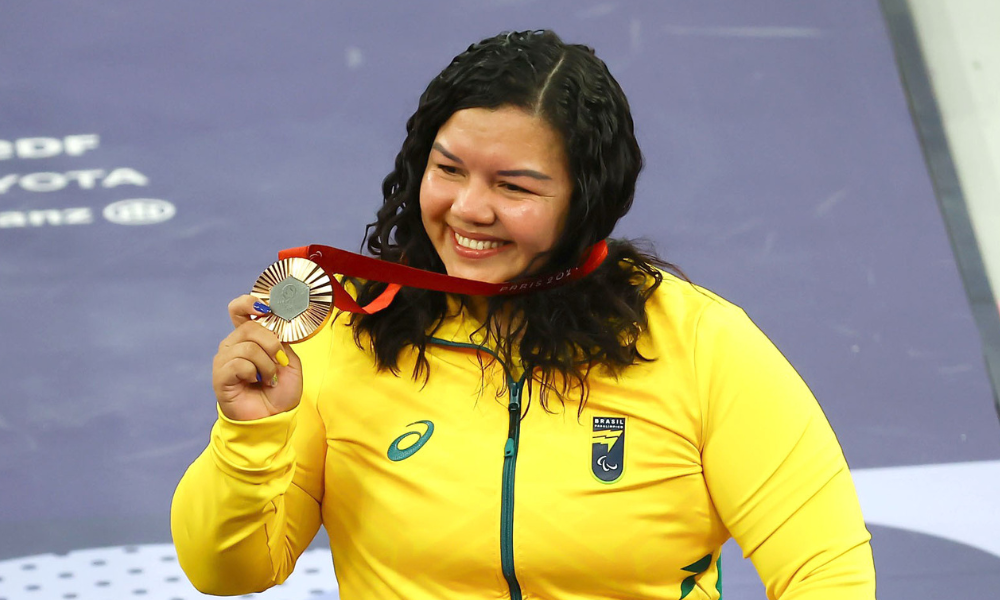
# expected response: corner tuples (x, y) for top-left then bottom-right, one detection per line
(591, 416), (626, 483)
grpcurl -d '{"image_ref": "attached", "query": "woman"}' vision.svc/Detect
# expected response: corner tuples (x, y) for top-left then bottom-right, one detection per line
(172, 30), (876, 599)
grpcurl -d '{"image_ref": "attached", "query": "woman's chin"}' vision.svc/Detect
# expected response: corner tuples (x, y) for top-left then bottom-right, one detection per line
(450, 271), (508, 284)
(443, 263), (513, 284)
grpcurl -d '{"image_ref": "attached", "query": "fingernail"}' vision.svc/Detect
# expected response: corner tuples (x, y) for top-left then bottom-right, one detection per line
(253, 301), (271, 314)
(256, 372), (262, 383)
(269, 373), (279, 387)
(276, 349), (289, 367)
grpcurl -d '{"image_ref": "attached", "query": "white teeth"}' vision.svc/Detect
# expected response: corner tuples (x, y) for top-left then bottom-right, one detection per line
(455, 232), (504, 251)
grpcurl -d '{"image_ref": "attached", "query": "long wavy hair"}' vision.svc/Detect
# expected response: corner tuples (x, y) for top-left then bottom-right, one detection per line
(351, 30), (678, 409)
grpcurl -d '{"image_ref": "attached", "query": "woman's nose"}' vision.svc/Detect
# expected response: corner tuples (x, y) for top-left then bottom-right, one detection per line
(450, 180), (495, 225)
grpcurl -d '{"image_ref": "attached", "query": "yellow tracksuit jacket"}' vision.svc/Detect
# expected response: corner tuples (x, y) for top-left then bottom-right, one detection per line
(171, 274), (875, 599)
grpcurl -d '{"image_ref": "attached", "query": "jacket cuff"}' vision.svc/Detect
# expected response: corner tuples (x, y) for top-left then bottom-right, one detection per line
(209, 404), (299, 483)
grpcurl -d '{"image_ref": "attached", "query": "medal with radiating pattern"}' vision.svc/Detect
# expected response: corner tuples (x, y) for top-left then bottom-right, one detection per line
(250, 257), (334, 343)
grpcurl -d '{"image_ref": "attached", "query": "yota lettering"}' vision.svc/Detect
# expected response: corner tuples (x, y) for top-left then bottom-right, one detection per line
(0, 168), (149, 194)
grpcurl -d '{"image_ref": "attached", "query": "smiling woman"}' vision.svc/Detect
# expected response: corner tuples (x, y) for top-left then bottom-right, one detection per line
(420, 106), (572, 283)
(171, 29), (876, 600)
(349, 30), (655, 393)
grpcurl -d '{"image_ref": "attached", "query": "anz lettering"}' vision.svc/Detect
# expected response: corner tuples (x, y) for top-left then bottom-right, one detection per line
(0, 208), (93, 228)
(1, 199), (176, 229)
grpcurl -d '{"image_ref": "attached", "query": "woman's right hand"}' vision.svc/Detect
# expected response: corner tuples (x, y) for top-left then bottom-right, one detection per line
(212, 295), (304, 421)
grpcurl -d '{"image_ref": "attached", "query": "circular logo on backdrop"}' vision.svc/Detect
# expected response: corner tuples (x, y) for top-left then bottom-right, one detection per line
(102, 199), (176, 225)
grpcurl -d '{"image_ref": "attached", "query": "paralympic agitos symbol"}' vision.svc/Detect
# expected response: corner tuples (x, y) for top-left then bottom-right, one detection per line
(591, 417), (626, 483)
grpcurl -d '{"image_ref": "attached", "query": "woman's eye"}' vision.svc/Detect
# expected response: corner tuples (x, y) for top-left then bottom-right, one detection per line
(501, 182), (529, 194)
(438, 164), (460, 175)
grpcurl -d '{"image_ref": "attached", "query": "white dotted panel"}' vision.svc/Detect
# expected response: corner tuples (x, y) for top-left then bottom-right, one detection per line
(0, 544), (339, 600)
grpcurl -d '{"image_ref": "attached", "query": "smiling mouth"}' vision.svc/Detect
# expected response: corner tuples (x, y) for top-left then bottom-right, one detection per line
(454, 231), (508, 251)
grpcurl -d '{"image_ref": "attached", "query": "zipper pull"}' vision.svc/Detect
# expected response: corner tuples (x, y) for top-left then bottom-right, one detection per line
(504, 438), (515, 457)
(509, 380), (522, 412)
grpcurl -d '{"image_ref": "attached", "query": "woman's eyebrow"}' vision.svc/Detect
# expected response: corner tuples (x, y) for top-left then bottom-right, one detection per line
(496, 169), (551, 181)
(432, 142), (551, 181)
(432, 142), (463, 164)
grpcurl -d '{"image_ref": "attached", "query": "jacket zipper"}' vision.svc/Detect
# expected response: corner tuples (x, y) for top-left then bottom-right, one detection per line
(428, 337), (525, 599)
(501, 376), (525, 600)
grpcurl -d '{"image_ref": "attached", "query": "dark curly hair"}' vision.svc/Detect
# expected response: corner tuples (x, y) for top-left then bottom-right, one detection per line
(351, 29), (678, 409)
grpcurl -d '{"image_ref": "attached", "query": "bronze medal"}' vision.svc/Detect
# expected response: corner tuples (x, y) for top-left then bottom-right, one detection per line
(250, 257), (334, 343)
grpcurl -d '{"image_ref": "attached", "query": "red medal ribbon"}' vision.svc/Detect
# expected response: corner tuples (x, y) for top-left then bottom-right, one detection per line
(277, 240), (609, 315)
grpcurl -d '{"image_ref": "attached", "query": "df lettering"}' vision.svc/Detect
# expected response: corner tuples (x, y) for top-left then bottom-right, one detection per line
(0, 135), (100, 160)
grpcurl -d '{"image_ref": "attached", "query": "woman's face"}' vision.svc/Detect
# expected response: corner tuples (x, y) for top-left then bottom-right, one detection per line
(419, 106), (573, 283)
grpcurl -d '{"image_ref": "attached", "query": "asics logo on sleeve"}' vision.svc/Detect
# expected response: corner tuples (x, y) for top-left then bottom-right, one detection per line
(387, 420), (434, 461)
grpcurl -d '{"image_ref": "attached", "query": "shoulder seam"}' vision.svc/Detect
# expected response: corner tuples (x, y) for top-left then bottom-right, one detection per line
(691, 298), (718, 452)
